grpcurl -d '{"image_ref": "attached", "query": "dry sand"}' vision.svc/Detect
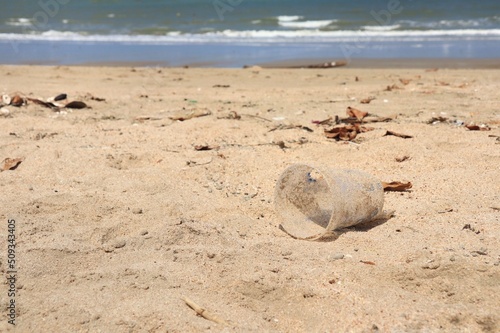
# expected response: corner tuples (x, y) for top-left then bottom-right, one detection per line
(0, 65), (499, 332)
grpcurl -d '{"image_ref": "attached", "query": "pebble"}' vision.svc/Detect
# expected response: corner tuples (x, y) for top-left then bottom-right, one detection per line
(140, 229), (148, 236)
(113, 239), (126, 249)
(329, 253), (345, 261)
(132, 208), (143, 214)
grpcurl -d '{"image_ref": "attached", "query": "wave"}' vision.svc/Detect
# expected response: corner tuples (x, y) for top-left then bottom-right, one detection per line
(1, 29), (500, 44)
(279, 20), (336, 29)
(398, 17), (500, 29)
(5, 18), (32, 27)
(362, 25), (400, 31)
(276, 16), (303, 22)
(275, 15), (335, 29)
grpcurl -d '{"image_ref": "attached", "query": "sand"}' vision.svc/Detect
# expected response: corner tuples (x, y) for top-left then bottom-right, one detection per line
(0, 65), (499, 332)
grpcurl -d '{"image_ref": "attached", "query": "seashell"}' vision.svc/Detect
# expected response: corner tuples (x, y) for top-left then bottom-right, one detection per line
(10, 95), (24, 107)
(2, 94), (11, 105)
(0, 107), (10, 116)
(65, 101), (87, 109)
(47, 93), (67, 103)
(54, 93), (67, 101)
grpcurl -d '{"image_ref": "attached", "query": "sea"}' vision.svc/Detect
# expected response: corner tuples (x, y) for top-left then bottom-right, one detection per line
(1, 0), (499, 67)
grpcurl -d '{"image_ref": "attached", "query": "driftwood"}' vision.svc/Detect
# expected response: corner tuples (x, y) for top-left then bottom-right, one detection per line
(182, 297), (228, 326)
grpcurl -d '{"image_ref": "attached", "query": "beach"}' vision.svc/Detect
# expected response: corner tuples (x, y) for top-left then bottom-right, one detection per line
(0, 64), (499, 332)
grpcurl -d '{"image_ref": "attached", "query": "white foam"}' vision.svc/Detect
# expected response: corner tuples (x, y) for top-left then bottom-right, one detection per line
(362, 25), (400, 31)
(1, 29), (499, 44)
(6, 18), (32, 27)
(279, 20), (335, 29)
(276, 16), (303, 22)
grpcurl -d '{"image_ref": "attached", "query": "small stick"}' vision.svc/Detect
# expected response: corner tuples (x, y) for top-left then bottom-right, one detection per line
(182, 297), (228, 326)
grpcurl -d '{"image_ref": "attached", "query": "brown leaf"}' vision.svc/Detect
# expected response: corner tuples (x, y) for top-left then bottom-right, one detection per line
(385, 84), (402, 91)
(324, 124), (373, 141)
(385, 130), (413, 139)
(399, 78), (411, 85)
(395, 156), (410, 162)
(382, 181), (412, 192)
(194, 145), (218, 151)
(65, 101), (88, 109)
(346, 106), (368, 121)
(466, 125), (491, 131)
(312, 116), (335, 126)
(27, 98), (58, 109)
(1, 157), (25, 171)
(360, 96), (375, 104)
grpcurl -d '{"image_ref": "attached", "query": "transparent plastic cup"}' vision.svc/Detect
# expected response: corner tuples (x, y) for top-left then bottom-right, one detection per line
(274, 164), (384, 240)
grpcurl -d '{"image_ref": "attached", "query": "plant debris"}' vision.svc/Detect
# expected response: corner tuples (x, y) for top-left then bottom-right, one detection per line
(395, 156), (410, 162)
(384, 130), (413, 139)
(324, 124), (374, 141)
(346, 106), (368, 121)
(360, 96), (376, 104)
(382, 181), (412, 192)
(169, 109), (211, 121)
(385, 84), (402, 91)
(182, 297), (229, 326)
(269, 124), (313, 132)
(194, 145), (219, 151)
(360, 260), (376, 265)
(1, 157), (25, 172)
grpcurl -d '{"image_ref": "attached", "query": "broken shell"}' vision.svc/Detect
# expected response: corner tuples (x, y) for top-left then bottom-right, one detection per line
(10, 95), (24, 107)
(2, 94), (11, 105)
(0, 107), (10, 116)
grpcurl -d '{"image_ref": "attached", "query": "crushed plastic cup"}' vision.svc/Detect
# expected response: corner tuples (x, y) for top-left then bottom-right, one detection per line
(274, 164), (384, 241)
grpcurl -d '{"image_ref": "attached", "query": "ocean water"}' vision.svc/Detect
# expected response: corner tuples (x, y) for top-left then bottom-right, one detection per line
(1, 0), (499, 66)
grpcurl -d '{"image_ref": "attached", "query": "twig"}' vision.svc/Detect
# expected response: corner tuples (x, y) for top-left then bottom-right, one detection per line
(243, 114), (272, 122)
(182, 297), (228, 326)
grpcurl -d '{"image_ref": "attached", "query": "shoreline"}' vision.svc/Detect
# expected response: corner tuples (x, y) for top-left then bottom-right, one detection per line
(1, 38), (499, 68)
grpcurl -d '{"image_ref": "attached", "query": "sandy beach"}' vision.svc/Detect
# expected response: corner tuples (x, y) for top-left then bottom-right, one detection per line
(0, 65), (499, 332)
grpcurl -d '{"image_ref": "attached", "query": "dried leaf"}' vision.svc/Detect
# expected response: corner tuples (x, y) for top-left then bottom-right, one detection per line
(427, 116), (448, 124)
(1, 157), (25, 172)
(399, 78), (411, 85)
(324, 124), (373, 141)
(312, 116), (335, 126)
(385, 84), (402, 91)
(65, 101), (88, 109)
(346, 106), (368, 121)
(27, 98), (58, 109)
(395, 156), (410, 162)
(466, 125), (490, 131)
(194, 145), (219, 151)
(382, 181), (412, 192)
(360, 96), (375, 104)
(385, 130), (413, 139)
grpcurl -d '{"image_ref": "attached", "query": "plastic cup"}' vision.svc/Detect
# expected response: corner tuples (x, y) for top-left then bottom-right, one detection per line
(274, 164), (384, 240)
